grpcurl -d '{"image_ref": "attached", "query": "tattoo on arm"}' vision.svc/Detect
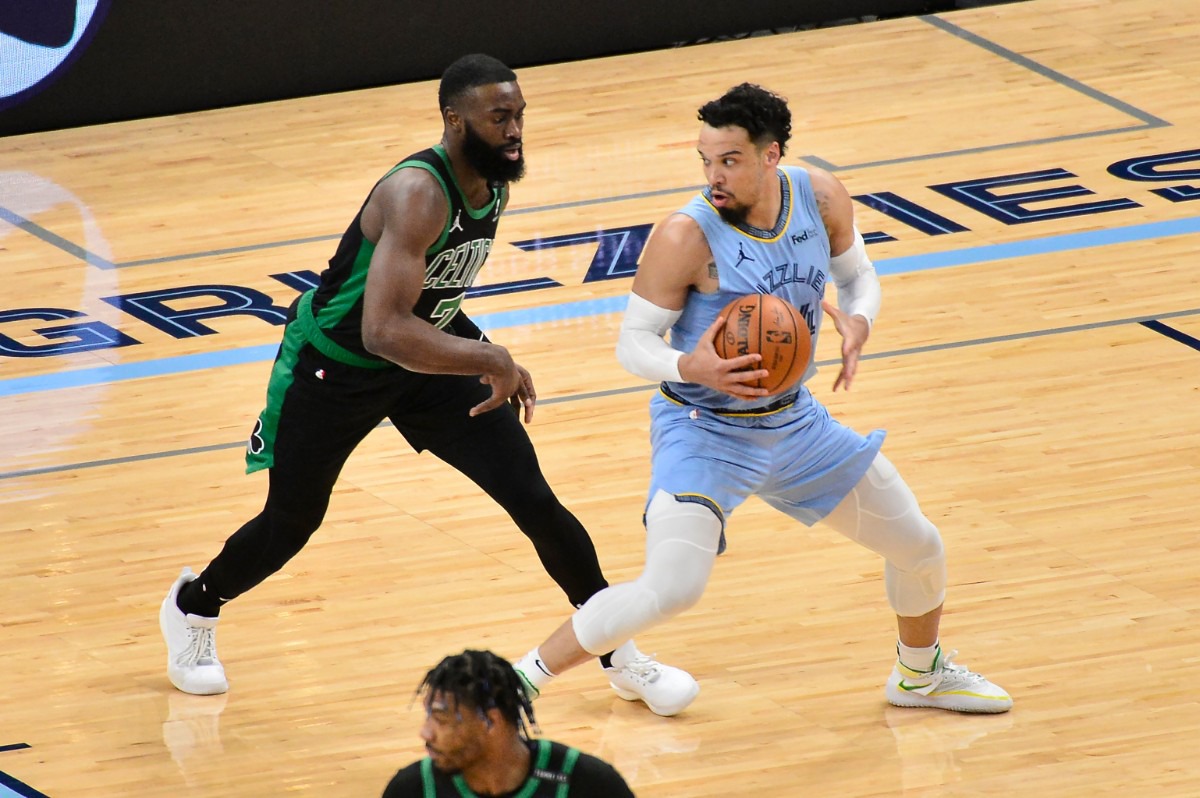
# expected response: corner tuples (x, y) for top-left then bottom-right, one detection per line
(707, 261), (718, 279)
(814, 187), (834, 237)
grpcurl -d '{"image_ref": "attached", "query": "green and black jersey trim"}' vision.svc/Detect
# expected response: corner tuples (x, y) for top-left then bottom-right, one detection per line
(419, 740), (581, 798)
(308, 146), (504, 351)
(401, 144), (506, 254)
(309, 160), (408, 340)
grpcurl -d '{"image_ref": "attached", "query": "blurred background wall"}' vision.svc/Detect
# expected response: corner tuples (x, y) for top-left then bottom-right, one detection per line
(0, 0), (1018, 137)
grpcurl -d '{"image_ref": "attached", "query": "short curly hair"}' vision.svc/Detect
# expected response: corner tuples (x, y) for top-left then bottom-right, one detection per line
(697, 83), (792, 156)
(416, 649), (537, 739)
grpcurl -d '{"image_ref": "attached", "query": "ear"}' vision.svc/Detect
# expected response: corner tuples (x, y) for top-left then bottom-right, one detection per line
(765, 141), (781, 166)
(444, 106), (462, 132)
(484, 707), (503, 731)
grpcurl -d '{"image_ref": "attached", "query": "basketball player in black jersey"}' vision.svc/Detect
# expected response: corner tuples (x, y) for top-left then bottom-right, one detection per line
(381, 650), (635, 798)
(159, 54), (698, 716)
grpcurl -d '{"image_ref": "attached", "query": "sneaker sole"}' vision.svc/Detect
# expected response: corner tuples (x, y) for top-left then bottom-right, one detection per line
(167, 670), (229, 696)
(887, 690), (1012, 714)
(611, 681), (700, 717)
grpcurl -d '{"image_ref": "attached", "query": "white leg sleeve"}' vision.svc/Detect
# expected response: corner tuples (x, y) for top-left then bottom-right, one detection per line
(821, 453), (946, 617)
(572, 490), (721, 656)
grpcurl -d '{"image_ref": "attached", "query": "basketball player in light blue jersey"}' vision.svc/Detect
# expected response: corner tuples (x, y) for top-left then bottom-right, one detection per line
(514, 83), (1011, 715)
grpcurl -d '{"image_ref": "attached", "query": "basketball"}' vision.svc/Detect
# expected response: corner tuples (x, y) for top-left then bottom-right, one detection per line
(714, 293), (812, 396)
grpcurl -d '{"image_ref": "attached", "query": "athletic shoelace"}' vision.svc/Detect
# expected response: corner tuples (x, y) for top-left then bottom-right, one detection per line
(619, 654), (662, 683)
(181, 625), (218, 667)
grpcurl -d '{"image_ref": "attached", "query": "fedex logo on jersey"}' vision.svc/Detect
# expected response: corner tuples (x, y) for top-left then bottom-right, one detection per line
(0, 0), (112, 112)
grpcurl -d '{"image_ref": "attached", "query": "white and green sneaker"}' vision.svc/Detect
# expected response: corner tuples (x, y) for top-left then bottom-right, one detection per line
(886, 649), (1012, 714)
(513, 667), (541, 701)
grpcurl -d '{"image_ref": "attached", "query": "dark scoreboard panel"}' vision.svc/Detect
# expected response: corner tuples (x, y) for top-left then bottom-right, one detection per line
(0, 0), (944, 137)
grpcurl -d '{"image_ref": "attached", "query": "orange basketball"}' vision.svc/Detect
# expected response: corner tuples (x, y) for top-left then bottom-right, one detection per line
(714, 293), (812, 396)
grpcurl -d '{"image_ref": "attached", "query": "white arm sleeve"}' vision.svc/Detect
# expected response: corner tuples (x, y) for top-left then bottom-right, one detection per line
(616, 292), (684, 382)
(828, 227), (881, 330)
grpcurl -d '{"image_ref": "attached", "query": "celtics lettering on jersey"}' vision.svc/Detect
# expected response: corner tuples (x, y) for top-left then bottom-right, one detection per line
(408, 147), (505, 330)
(423, 235), (493, 328)
(305, 145), (505, 362)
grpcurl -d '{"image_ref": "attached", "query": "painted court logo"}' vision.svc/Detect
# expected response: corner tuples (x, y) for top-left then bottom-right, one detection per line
(0, 0), (112, 112)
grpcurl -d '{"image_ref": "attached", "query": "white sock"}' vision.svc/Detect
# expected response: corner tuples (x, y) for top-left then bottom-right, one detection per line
(607, 640), (641, 670)
(897, 640), (940, 673)
(515, 649), (557, 692)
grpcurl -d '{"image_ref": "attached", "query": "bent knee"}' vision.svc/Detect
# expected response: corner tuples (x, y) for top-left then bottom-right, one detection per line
(891, 517), (944, 573)
(644, 572), (707, 618)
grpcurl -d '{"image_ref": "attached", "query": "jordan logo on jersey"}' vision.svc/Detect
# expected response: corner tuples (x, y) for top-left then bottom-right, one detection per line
(734, 242), (756, 269)
(449, 209), (464, 233)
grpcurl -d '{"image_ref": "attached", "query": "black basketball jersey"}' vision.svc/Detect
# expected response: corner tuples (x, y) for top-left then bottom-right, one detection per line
(381, 739), (634, 798)
(306, 145), (506, 367)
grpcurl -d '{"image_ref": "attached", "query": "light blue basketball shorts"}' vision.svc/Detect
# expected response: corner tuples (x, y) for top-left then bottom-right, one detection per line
(646, 386), (886, 528)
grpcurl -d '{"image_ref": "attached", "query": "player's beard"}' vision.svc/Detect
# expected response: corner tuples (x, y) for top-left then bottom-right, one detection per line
(462, 121), (525, 184)
(716, 203), (749, 226)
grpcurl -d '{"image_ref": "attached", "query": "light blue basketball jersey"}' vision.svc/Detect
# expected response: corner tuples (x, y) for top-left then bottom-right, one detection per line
(643, 166), (885, 528)
(667, 165), (829, 412)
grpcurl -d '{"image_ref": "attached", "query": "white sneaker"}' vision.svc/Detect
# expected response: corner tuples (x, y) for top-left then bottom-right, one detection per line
(607, 654), (699, 717)
(160, 568), (228, 695)
(886, 649), (1011, 714)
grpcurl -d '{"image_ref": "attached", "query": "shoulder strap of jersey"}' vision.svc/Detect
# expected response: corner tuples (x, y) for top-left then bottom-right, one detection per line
(535, 740), (583, 798)
(387, 148), (454, 254)
(419, 758), (438, 798)
(553, 745), (581, 798)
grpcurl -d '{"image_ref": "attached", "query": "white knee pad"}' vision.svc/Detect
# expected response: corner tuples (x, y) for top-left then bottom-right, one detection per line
(883, 527), (945, 617)
(824, 453), (946, 617)
(572, 490), (721, 655)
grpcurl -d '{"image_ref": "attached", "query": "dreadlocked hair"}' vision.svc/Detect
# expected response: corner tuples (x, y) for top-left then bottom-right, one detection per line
(417, 650), (538, 739)
(438, 54), (517, 110)
(698, 83), (792, 156)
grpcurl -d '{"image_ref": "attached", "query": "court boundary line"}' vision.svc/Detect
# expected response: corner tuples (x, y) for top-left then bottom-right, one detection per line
(799, 15), (1170, 172)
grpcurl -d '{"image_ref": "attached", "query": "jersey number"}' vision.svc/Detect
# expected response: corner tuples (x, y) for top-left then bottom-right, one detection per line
(430, 294), (464, 329)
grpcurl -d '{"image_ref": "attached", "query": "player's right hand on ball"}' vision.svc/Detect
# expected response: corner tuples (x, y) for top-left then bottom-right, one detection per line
(679, 314), (770, 399)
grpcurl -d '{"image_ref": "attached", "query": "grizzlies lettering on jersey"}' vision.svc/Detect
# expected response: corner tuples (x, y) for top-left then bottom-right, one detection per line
(668, 165), (829, 411)
(307, 144), (505, 366)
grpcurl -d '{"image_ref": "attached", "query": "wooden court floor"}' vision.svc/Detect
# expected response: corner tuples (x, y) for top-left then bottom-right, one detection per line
(2, 0), (1199, 795)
